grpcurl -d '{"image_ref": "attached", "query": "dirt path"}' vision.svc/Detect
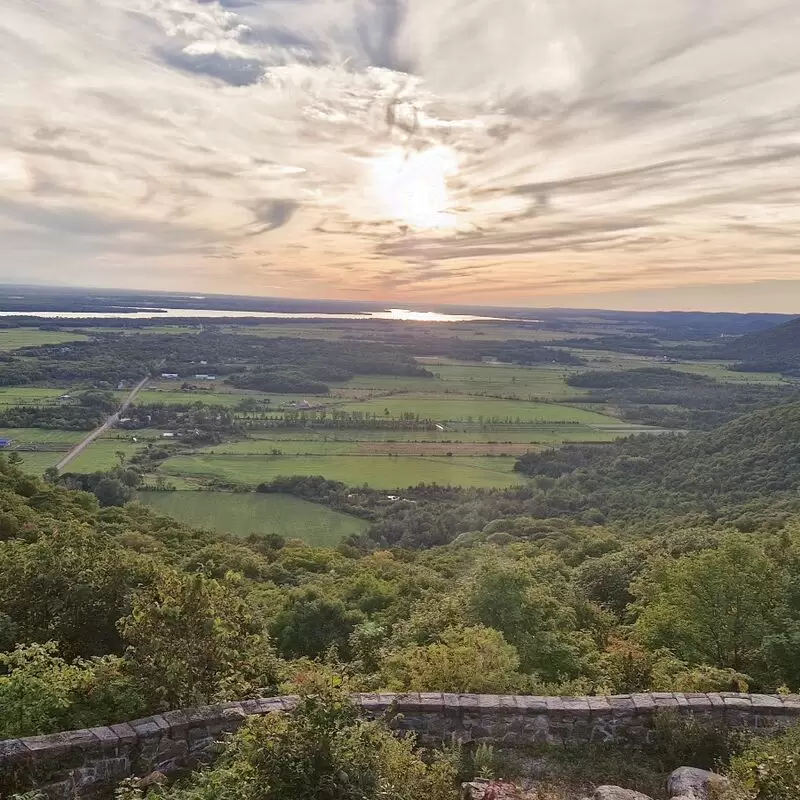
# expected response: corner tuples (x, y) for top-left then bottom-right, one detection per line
(55, 374), (151, 473)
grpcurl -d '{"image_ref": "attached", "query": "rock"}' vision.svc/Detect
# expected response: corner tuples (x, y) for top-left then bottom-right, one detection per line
(668, 767), (730, 799)
(594, 788), (654, 800)
(138, 771), (168, 788)
(461, 779), (525, 800)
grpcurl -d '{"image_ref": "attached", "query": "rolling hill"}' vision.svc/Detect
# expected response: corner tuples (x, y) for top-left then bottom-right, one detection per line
(722, 316), (800, 374)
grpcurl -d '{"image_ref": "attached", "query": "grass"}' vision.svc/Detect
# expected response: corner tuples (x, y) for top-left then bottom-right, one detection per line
(0, 387), (74, 405)
(136, 490), (368, 546)
(15, 451), (63, 472)
(67, 440), (144, 472)
(0, 329), (88, 351)
(159, 453), (525, 489)
(0, 428), (85, 444)
(137, 386), (307, 408)
(669, 360), (792, 384)
(336, 395), (622, 424)
(334, 364), (585, 401)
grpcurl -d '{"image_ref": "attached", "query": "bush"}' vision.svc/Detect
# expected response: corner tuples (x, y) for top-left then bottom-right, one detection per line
(725, 724), (800, 800)
(141, 684), (458, 800)
(645, 711), (750, 772)
(0, 642), (144, 739)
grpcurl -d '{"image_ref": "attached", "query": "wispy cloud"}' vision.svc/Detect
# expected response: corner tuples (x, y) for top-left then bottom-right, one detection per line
(1, 0), (800, 304)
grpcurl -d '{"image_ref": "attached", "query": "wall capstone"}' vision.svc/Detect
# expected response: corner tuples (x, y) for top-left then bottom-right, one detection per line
(1, 692), (799, 799)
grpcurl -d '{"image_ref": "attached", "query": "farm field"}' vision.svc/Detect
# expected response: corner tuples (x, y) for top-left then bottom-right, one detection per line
(160, 453), (525, 489)
(0, 329), (88, 350)
(0, 428), (85, 445)
(336, 395), (622, 424)
(14, 451), (63, 472)
(197, 439), (540, 456)
(668, 360), (791, 384)
(138, 386), (308, 408)
(137, 490), (368, 546)
(68, 439), (145, 472)
(335, 364), (585, 400)
(0, 387), (74, 405)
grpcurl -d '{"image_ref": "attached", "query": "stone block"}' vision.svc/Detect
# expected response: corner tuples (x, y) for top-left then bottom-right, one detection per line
(458, 694), (482, 714)
(87, 727), (119, 749)
(239, 699), (263, 716)
(0, 738), (29, 764)
(588, 696), (612, 716)
(130, 717), (165, 740)
(442, 693), (461, 716)
(419, 692), (445, 712)
(630, 694), (656, 713)
(23, 733), (70, 759)
(561, 698), (591, 718)
(608, 696), (636, 717)
(516, 696), (548, 714)
(394, 693), (423, 712)
(110, 722), (137, 746)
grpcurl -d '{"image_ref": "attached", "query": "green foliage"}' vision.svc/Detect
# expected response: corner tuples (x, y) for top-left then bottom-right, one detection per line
(633, 536), (784, 677)
(143, 686), (458, 800)
(383, 626), (521, 693)
(120, 570), (279, 709)
(645, 711), (750, 772)
(726, 724), (800, 799)
(0, 642), (143, 738)
(270, 587), (361, 659)
(0, 528), (153, 658)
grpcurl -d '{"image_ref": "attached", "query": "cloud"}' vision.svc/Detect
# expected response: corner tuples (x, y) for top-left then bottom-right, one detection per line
(1, 0), (800, 304)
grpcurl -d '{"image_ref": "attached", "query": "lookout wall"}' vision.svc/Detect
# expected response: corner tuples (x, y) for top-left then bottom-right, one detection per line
(2, 692), (800, 799)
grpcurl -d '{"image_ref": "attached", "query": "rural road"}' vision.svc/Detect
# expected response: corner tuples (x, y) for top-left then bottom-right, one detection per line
(55, 374), (151, 473)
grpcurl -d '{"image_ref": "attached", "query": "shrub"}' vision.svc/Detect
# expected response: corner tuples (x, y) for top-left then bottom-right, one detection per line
(0, 642), (144, 739)
(725, 724), (800, 800)
(142, 685), (457, 800)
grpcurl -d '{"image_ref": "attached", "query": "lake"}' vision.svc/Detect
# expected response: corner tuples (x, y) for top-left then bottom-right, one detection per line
(0, 307), (535, 323)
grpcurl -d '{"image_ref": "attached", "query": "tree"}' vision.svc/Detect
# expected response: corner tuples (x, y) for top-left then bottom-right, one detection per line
(633, 536), (783, 675)
(383, 626), (521, 693)
(0, 528), (153, 659)
(93, 477), (133, 507)
(270, 588), (361, 659)
(142, 685), (457, 800)
(0, 642), (143, 739)
(120, 570), (278, 709)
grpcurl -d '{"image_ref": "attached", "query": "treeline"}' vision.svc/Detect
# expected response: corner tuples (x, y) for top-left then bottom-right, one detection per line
(13, 331), (433, 388)
(566, 367), (800, 428)
(0, 390), (117, 431)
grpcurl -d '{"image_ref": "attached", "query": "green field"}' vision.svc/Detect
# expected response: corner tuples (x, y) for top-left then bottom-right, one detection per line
(14, 451), (63, 472)
(337, 395), (621, 424)
(335, 364), (584, 401)
(668, 360), (792, 384)
(0, 428), (85, 445)
(137, 386), (308, 408)
(68, 440), (145, 472)
(0, 387), (74, 405)
(137, 490), (368, 546)
(0, 329), (88, 351)
(160, 453), (525, 489)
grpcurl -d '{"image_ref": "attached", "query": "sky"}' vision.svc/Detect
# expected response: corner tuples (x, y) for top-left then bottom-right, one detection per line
(2, 0), (800, 313)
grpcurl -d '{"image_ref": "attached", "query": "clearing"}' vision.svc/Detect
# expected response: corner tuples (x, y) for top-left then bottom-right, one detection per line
(137, 490), (368, 546)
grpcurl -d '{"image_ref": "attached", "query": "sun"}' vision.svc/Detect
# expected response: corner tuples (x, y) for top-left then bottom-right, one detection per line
(368, 145), (459, 231)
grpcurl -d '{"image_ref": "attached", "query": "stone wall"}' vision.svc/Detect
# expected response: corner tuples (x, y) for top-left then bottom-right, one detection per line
(2, 693), (799, 799)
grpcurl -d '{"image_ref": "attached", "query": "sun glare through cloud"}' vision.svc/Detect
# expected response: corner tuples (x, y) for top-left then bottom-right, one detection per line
(368, 146), (459, 231)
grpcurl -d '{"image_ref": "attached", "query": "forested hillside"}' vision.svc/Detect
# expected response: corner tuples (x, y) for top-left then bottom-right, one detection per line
(723, 316), (800, 374)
